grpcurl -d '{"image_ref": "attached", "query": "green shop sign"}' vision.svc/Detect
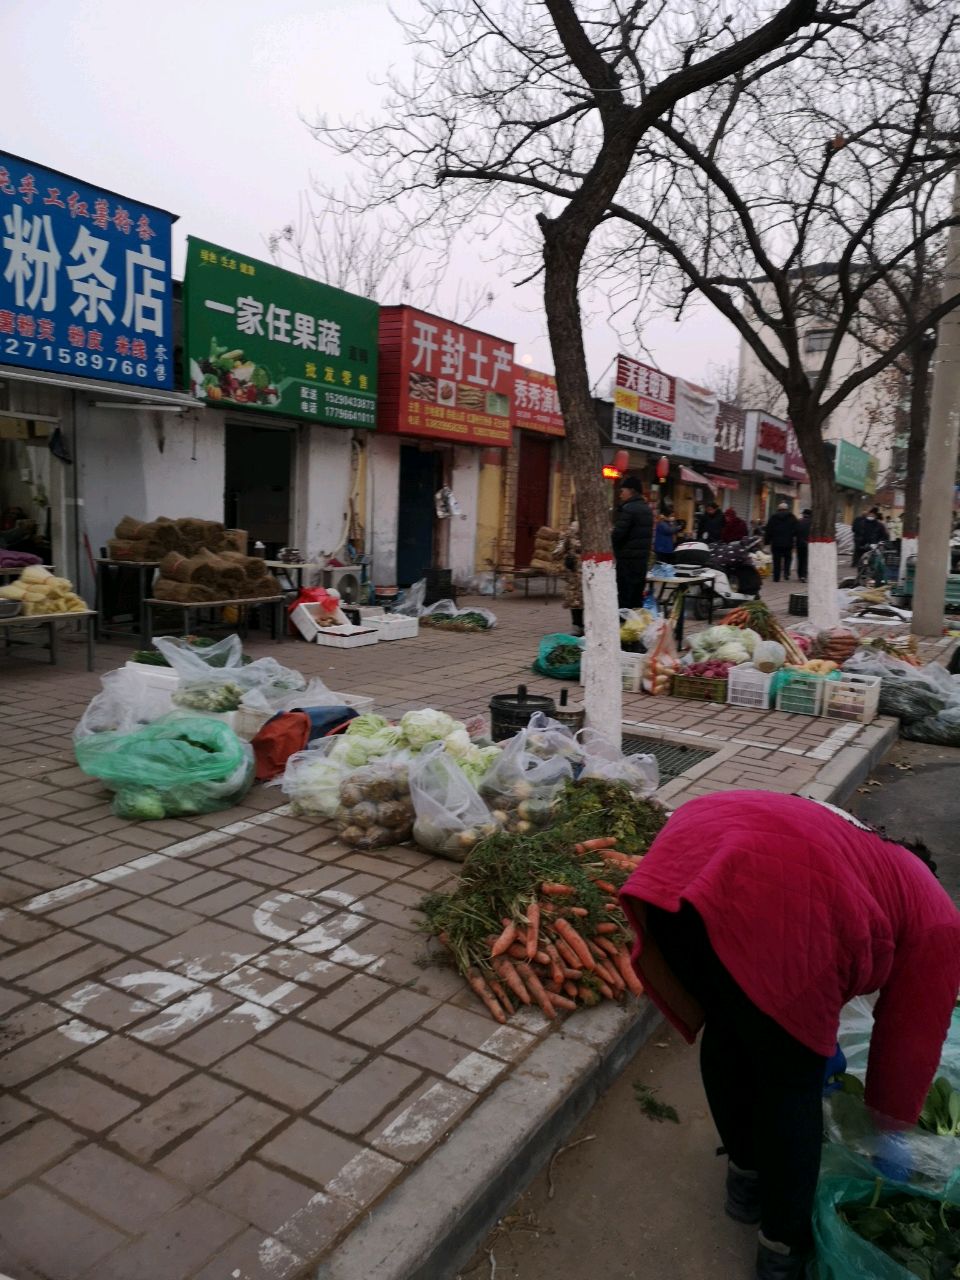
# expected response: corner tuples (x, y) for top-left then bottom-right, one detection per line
(834, 438), (875, 492)
(183, 237), (377, 427)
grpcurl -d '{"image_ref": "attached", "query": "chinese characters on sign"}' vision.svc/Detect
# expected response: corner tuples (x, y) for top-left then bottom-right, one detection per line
(183, 238), (378, 428)
(512, 366), (564, 436)
(671, 378), (718, 464)
(714, 401), (746, 471)
(744, 411), (788, 476)
(0, 153), (174, 388)
(379, 306), (514, 446)
(611, 353), (675, 452)
(783, 426), (809, 483)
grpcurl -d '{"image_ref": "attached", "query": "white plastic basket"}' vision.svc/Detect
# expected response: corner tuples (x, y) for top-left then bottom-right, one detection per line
(775, 671), (827, 717)
(822, 673), (881, 724)
(727, 664), (774, 710)
(580, 650), (643, 692)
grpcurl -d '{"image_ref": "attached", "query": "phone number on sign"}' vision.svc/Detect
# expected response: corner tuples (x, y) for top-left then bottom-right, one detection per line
(2, 337), (153, 380)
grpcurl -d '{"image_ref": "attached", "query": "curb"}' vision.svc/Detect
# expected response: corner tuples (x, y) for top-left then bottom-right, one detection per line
(798, 715), (900, 807)
(314, 999), (663, 1280)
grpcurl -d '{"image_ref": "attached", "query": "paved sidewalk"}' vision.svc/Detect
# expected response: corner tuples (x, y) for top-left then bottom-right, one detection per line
(0, 586), (949, 1280)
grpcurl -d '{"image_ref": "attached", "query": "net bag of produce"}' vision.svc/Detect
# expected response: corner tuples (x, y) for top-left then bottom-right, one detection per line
(479, 728), (573, 832)
(813, 1143), (960, 1280)
(532, 633), (583, 679)
(577, 728), (659, 797)
(335, 753), (415, 850)
(411, 745), (499, 861)
(75, 714), (254, 820)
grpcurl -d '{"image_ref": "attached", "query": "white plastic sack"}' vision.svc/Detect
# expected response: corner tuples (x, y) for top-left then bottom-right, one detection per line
(152, 634), (244, 679)
(240, 676), (337, 715)
(480, 728), (573, 830)
(577, 728), (659, 797)
(410, 745), (498, 861)
(525, 710), (585, 765)
(421, 598), (457, 618)
(393, 578), (427, 617)
(74, 667), (173, 741)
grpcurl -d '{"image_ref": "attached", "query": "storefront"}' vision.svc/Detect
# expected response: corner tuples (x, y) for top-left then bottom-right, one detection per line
(183, 237), (378, 560)
(704, 402), (750, 521)
(0, 151), (189, 599)
(743, 410), (800, 524)
(834, 438), (879, 522)
(501, 366), (566, 571)
(373, 305), (514, 586)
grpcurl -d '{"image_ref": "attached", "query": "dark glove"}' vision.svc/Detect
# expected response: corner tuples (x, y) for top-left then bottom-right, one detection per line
(823, 1042), (847, 1095)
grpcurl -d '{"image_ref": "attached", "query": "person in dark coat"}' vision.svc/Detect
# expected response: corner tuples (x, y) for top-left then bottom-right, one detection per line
(653, 502), (678, 563)
(795, 509), (811, 582)
(612, 473), (653, 608)
(697, 502), (725, 542)
(721, 508), (749, 543)
(764, 501), (799, 583)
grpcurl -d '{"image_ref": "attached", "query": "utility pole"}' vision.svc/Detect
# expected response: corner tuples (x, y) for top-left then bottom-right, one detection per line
(912, 174), (960, 637)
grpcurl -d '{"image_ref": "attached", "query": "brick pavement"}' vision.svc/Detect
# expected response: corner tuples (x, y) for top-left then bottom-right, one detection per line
(0, 581), (946, 1280)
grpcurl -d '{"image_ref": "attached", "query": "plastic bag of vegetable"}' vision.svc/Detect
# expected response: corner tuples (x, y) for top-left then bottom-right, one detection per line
(411, 745), (499, 861)
(532, 633), (583, 679)
(154, 636), (306, 704)
(901, 702), (960, 747)
(152, 633), (245, 678)
(398, 708), (466, 752)
(753, 640), (786, 672)
(440, 728), (501, 786)
(479, 729), (573, 832)
(393, 578), (426, 617)
(335, 753), (415, 850)
(642, 619), (680, 694)
(240, 676), (338, 716)
(276, 745), (346, 819)
(525, 711), (585, 765)
(577, 728), (659, 797)
(74, 667), (174, 741)
(813, 1142), (960, 1280)
(75, 713), (254, 820)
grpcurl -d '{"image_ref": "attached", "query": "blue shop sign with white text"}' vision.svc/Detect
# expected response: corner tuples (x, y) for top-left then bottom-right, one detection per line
(0, 152), (175, 390)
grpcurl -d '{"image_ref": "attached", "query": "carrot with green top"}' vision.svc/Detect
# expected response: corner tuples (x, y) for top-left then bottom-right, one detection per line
(466, 968), (506, 1023)
(517, 962), (556, 1020)
(493, 956), (531, 1005)
(554, 918), (595, 970)
(525, 901), (541, 959)
(541, 882), (574, 898)
(490, 919), (517, 958)
(615, 948), (644, 996)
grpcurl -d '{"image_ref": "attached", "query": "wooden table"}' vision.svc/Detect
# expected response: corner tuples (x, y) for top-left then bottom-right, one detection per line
(262, 561), (317, 594)
(0, 609), (96, 670)
(644, 571), (716, 644)
(0, 564), (53, 580)
(144, 596), (285, 645)
(95, 558), (160, 640)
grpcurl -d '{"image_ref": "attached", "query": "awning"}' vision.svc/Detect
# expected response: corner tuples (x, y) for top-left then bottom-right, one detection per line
(679, 466), (713, 487)
(0, 364), (200, 410)
(703, 472), (739, 490)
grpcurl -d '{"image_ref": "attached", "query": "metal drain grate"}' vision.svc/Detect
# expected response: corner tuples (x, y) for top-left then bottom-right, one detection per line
(623, 734), (715, 781)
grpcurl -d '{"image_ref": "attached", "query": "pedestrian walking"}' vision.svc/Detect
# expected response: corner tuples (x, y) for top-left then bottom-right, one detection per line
(795, 508), (811, 582)
(611, 473), (653, 609)
(721, 508), (749, 543)
(553, 520), (583, 636)
(697, 501), (725, 542)
(620, 792), (960, 1280)
(763, 502), (798, 582)
(653, 502), (678, 564)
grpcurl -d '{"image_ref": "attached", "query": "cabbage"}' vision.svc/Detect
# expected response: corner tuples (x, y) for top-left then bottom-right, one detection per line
(690, 625), (761, 659)
(443, 728), (473, 759)
(346, 713), (392, 737)
(457, 744), (501, 787)
(400, 708), (465, 751)
(282, 756), (343, 818)
(715, 642), (751, 664)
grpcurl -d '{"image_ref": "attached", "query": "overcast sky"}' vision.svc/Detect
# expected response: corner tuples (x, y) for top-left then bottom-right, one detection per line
(2, 0), (737, 389)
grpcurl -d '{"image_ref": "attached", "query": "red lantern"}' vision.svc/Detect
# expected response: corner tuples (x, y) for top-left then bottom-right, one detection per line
(656, 455), (670, 483)
(613, 449), (629, 475)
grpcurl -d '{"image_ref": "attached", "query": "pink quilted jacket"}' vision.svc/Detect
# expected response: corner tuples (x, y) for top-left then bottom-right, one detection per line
(620, 791), (960, 1124)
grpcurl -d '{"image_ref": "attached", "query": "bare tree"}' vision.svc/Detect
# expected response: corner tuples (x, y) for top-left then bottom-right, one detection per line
(594, 2), (960, 622)
(268, 191), (496, 323)
(315, 0), (855, 730)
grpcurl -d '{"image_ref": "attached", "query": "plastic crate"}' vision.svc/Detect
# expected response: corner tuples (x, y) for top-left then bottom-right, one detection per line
(313, 624), (379, 649)
(727, 664), (774, 710)
(775, 670), (827, 717)
(371, 614), (419, 642)
(671, 672), (728, 703)
(822, 673), (881, 724)
(581, 650), (644, 692)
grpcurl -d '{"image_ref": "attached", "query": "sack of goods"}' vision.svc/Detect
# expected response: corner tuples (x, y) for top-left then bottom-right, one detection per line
(0, 566), (88, 615)
(530, 525), (562, 574)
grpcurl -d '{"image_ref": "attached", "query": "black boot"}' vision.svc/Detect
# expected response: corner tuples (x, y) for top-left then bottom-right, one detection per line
(755, 1234), (811, 1279)
(725, 1162), (761, 1224)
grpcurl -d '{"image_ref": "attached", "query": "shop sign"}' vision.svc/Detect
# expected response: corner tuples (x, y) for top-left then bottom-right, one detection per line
(704, 472), (739, 490)
(865, 454), (879, 495)
(714, 401), (745, 472)
(744, 410), (787, 476)
(671, 378), (717, 463)
(611, 353), (674, 451)
(183, 237), (378, 428)
(379, 305), (514, 445)
(513, 366), (564, 436)
(0, 152), (175, 389)
(783, 426), (809, 482)
(834, 438), (876, 491)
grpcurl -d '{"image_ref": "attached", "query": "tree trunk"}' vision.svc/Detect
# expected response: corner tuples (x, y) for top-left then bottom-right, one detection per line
(791, 406), (840, 628)
(542, 225), (622, 739)
(899, 335), (934, 577)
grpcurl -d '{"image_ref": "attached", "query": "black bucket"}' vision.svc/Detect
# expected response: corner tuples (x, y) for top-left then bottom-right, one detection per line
(424, 568), (456, 607)
(489, 685), (556, 742)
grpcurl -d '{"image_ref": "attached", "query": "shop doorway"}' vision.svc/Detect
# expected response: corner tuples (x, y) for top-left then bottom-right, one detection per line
(514, 434), (552, 566)
(397, 445), (442, 585)
(224, 422), (293, 557)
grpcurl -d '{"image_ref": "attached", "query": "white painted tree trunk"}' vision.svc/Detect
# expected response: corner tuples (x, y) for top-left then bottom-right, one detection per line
(899, 535), (918, 584)
(580, 555), (623, 741)
(808, 540), (840, 629)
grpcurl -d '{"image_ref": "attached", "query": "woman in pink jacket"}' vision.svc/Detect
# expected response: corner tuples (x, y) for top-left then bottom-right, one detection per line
(619, 791), (960, 1280)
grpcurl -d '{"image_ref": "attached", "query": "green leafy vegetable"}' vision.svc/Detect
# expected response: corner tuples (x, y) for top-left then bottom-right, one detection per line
(841, 1191), (960, 1279)
(633, 1083), (680, 1124)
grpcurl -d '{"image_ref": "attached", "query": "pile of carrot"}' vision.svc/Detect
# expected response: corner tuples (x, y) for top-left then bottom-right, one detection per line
(436, 836), (644, 1023)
